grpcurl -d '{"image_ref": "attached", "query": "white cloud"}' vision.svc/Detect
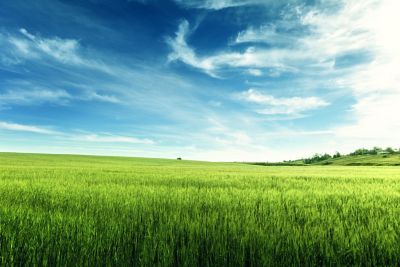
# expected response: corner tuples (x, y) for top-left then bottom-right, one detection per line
(234, 1), (377, 61)
(246, 69), (262, 76)
(4, 28), (111, 73)
(83, 92), (121, 104)
(239, 89), (329, 115)
(235, 24), (297, 45)
(0, 121), (57, 135)
(0, 120), (155, 146)
(167, 1), (392, 78)
(0, 84), (121, 107)
(173, 0), (283, 10)
(136, 0), (295, 10)
(167, 21), (300, 77)
(166, 20), (217, 76)
(314, 0), (400, 148)
(8, 38), (34, 57)
(334, 93), (400, 147)
(19, 28), (36, 40)
(73, 134), (155, 145)
(16, 28), (83, 65)
(0, 88), (72, 107)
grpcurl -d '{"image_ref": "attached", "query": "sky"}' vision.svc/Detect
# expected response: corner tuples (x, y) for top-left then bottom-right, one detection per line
(0, 0), (399, 161)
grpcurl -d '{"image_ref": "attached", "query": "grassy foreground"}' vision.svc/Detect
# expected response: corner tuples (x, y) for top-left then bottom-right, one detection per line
(1, 153), (400, 266)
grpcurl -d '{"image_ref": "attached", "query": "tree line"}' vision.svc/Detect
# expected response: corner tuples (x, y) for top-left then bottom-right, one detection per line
(302, 147), (399, 164)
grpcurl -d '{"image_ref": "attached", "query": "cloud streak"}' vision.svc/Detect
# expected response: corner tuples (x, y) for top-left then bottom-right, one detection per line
(71, 134), (155, 145)
(5, 28), (112, 74)
(0, 86), (121, 108)
(238, 89), (329, 115)
(0, 120), (155, 145)
(167, 21), (300, 77)
(166, 20), (217, 77)
(0, 88), (71, 107)
(167, 1), (386, 78)
(0, 121), (57, 135)
(173, 0), (288, 10)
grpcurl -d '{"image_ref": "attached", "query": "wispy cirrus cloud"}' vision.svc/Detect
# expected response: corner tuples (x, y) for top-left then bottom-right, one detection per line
(84, 92), (121, 104)
(5, 28), (111, 73)
(0, 121), (58, 135)
(235, 24), (298, 46)
(238, 89), (329, 115)
(13, 28), (83, 64)
(0, 86), (121, 108)
(0, 88), (71, 107)
(71, 134), (155, 145)
(245, 69), (262, 76)
(133, 0), (294, 10)
(0, 120), (155, 145)
(166, 20), (300, 77)
(167, 1), (382, 78)
(2, 28), (196, 111)
(173, 0), (286, 10)
(166, 20), (217, 77)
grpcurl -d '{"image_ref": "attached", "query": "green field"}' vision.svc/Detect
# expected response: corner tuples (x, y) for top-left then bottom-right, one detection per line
(1, 153), (400, 266)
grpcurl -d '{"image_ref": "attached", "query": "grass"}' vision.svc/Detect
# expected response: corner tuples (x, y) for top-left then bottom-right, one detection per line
(1, 152), (400, 266)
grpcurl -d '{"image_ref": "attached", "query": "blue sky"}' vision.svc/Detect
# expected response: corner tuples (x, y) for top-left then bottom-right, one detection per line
(0, 0), (399, 161)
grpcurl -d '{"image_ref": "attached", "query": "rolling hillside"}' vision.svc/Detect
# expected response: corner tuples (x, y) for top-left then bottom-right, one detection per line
(315, 154), (400, 166)
(250, 154), (400, 166)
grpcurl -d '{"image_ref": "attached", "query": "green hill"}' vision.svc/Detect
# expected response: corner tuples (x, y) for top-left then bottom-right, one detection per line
(250, 153), (400, 166)
(314, 154), (400, 166)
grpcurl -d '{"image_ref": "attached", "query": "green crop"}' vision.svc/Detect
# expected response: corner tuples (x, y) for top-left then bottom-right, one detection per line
(1, 153), (400, 266)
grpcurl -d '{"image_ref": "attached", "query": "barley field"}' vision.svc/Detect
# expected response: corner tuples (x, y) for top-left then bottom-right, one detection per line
(1, 153), (400, 266)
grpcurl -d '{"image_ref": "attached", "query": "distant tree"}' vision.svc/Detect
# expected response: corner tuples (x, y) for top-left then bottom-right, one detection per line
(369, 147), (382, 155)
(322, 153), (332, 161)
(177, 157), (182, 160)
(385, 147), (395, 154)
(350, 148), (369, 156)
(303, 153), (331, 164)
(333, 152), (341, 158)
